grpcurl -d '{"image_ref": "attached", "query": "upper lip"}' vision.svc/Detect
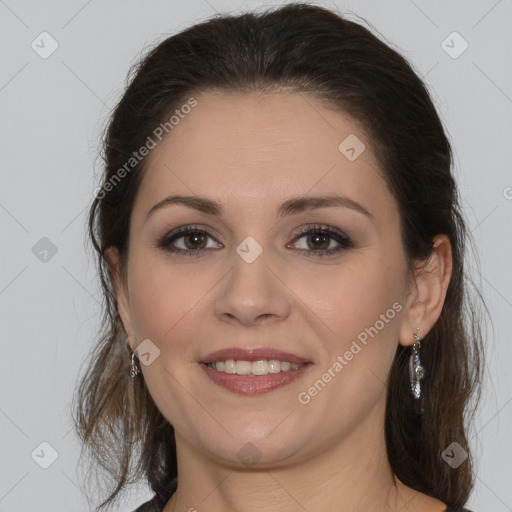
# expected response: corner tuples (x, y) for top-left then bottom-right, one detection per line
(200, 347), (310, 365)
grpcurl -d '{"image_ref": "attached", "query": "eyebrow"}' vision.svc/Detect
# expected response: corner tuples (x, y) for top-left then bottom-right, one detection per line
(145, 194), (374, 222)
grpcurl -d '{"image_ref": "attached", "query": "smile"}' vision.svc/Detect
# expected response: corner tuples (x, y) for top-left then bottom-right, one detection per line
(200, 348), (312, 395)
(206, 359), (304, 376)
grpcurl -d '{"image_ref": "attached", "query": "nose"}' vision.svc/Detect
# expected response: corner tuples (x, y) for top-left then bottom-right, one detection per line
(213, 244), (292, 327)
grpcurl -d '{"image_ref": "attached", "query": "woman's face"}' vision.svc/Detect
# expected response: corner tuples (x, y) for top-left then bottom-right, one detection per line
(116, 90), (415, 468)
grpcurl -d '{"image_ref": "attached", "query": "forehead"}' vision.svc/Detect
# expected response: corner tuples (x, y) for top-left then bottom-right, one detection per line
(134, 90), (395, 221)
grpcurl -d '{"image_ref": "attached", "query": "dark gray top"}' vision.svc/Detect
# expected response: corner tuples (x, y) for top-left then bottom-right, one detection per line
(132, 482), (474, 512)
(134, 501), (474, 512)
(132, 478), (177, 512)
(133, 499), (475, 512)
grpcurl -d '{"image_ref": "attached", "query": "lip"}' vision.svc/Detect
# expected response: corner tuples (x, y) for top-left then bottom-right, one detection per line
(199, 347), (312, 396)
(200, 362), (313, 395)
(200, 347), (309, 365)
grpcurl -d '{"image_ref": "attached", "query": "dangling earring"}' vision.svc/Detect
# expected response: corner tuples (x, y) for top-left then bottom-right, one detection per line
(409, 327), (425, 399)
(130, 351), (140, 378)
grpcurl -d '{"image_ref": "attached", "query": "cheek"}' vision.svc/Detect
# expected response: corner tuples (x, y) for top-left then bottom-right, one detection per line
(305, 247), (407, 387)
(126, 251), (203, 351)
(304, 251), (406, 337)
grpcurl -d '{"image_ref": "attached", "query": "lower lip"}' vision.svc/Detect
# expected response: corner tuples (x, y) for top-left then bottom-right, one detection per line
(200, 363), (312, 395)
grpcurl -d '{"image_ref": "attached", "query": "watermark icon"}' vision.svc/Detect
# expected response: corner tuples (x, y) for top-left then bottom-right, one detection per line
(32, 236), (58, 263)
(236, 236), (263, 263)
(503, 186), (512, 200)
(31, 32), (59, 59)
(31, 441), (59, 469)
(441, 442), (468, 469)
(338, 134), (366, 161)
(237, 442), (263, 466)
(298, 301), (403, 405)
(441, 31), (469, 59)
(135, 338), (161, 366)
(94, 97), (198, 200)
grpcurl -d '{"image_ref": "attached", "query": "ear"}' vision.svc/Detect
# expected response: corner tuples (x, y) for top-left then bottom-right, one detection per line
(398, 234), (453, 347)
(106, 246), (136, 352)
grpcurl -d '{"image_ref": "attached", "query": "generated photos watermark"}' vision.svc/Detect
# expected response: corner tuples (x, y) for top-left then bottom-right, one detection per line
(94, 97), (198, 200)
(298, 301), (403, 405)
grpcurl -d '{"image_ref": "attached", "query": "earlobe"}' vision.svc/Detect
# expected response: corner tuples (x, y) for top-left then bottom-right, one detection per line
(398, 234), (453, 347)
(106, 246), (135, 349)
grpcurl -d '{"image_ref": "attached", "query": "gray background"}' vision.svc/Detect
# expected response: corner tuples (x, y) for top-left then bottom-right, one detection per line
(1, 0), (511, 511)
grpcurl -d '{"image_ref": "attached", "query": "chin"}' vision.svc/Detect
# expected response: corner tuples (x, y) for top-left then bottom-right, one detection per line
(206, 436), (306, 469)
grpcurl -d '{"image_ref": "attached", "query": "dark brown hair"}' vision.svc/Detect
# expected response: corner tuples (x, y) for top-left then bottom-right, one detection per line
(72, 3), (485, 509)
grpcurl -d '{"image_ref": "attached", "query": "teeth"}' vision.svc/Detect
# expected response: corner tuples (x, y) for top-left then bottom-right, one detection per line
(224, 360), (236, 374)
(236, 360), (252, 375)
(267, 360), (281, 373)
(281, 361), (291, 371)
(251, 360), (268, 376)
(208, 359), (304, 376)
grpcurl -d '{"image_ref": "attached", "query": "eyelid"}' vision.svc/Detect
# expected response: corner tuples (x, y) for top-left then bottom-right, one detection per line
(287, 224), (353, 255)
(291, 224), (350, 241)
(155, 224), (222, 249)
(156, 222), (353, 259)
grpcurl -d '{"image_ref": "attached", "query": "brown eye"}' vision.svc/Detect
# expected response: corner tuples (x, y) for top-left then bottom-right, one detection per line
(288, 225), (353, 258)
(180, 231), (208, 250)
(157, 226), (222, 255)
(156, 224), (352, 258)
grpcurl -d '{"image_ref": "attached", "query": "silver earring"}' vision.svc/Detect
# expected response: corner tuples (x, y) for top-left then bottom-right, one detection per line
(130, 351), (140, 378)
(409, 328), (425, 399)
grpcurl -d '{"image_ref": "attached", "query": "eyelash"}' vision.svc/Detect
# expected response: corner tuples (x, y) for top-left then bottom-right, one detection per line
(156, 224), (353, 259)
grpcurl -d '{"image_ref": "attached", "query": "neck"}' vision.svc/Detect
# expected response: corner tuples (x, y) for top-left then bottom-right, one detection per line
(162, 402), (443, 512)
